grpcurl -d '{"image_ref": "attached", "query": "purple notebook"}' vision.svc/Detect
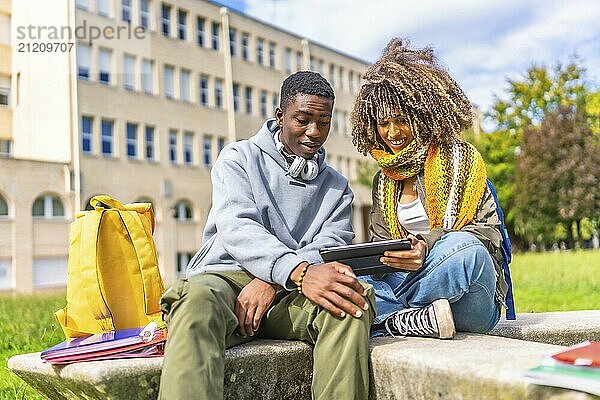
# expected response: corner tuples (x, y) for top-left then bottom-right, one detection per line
(41, 323), (167, 363)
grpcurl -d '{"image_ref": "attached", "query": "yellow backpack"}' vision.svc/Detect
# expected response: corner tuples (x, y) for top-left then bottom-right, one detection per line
(55, 195), (165, 339)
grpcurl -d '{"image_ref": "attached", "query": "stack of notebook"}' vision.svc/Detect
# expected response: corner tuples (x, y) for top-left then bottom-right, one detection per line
(524, 341), (600, 396)
(41, 322), (167, 365)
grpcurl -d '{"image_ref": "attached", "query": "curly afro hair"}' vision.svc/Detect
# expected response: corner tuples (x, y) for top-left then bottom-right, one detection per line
(350, 38), (473, 155)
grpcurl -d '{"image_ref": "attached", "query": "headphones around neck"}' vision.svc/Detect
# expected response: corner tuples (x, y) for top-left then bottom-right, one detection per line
(274, 133), (319, 181)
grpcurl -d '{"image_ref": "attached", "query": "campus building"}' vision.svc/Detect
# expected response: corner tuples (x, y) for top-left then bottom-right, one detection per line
(0, 0), (372, 292)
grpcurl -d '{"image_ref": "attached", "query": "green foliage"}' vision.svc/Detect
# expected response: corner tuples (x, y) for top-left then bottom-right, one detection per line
(356, 159), (379, 189)
(484, 60), (598, 247)
(515, 106), (600, 247)
(586, 90), (600, 134)
(511, 250), (600, 312)
(488, 61), (588, 131)
(0, 293), (65, 400)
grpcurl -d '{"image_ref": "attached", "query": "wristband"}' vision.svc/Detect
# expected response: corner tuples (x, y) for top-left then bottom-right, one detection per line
(295, 263), (310, 294)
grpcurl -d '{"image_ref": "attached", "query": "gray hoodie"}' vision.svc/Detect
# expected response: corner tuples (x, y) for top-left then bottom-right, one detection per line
(186, 119), (354, 289)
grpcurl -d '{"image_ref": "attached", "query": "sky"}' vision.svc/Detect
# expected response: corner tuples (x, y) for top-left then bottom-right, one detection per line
(217, 0), (600, 128)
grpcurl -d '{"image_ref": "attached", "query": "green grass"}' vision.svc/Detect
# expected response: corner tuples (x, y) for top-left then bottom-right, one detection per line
(511, 249), (600, 313)
(1, 250), (599, 398)
(0, 294), (65, 400)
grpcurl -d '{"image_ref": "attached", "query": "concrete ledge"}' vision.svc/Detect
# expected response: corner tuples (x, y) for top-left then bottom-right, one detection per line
(369, 334), (593, 399)
(8, 340), (313, 400)
(8, 311), (600, 399)
(491, 310), (600, 346)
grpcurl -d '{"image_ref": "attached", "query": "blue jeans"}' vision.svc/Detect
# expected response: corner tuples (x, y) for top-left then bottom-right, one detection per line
(364, 231), (501, 335)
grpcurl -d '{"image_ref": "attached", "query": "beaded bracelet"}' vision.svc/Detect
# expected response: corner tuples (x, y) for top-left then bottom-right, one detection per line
(296, 263), (310, 294)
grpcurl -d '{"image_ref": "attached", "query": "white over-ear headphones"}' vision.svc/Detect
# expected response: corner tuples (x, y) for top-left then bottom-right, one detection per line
(274, 134), (319, 181)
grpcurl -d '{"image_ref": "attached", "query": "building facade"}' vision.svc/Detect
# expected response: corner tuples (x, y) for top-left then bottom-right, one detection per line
(0, 0), (373, 293)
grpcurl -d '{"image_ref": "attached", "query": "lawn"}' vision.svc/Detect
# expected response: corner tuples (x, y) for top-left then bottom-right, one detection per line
(511, 250), (600, 313)
(1, 250), (599, 399)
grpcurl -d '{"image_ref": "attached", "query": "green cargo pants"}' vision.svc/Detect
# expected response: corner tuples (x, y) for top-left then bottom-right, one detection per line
(158, 271), (375, 400)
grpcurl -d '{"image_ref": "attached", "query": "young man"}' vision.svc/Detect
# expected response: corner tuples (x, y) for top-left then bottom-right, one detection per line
(159, 71), (374, 400)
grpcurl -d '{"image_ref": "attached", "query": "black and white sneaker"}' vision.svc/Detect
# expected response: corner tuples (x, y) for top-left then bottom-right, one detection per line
(384, 299), (456, 339)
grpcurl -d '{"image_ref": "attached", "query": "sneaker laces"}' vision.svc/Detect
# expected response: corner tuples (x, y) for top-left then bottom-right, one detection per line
(384, 306), (438, 337)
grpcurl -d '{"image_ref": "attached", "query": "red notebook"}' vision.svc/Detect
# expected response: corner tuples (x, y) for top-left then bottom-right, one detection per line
(41, 322), (167, 365)
(551, 341), (600, 367)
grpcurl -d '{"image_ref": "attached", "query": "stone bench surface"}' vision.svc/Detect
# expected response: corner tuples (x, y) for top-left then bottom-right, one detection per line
(9, 310), (600, 400)
(490, 310), (600, 346)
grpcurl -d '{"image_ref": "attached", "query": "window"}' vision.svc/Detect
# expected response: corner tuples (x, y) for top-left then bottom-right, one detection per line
(211, 22), (220, 50)
(98, 48), (112, 84)
(101, 119), (114, 156)
(245, 86), (252, 114)
(81, 116), (93, 154)
(177, 9), (187, 40)
(121, 0), (132, 22)
(272, 93), (279, 115)
(217, 137), (225, 154)
(241, 32), (249, 61)
(284, 48), (292, 74)
(0, 84), (9, 107)
(32, 195), (64, 218)
(140, 0), (151, 29)
(77, 43), (91, 80)
(196, 17), (205, 47)
(317, 59), (324, 74)
(145, 126), (155, 160)
(126, 122), (138, 158)
(199, 75), (208, 106)
(97, 0), (110, 16)
(349, 71), (354, 92)
(229, 28), (236, 56)
(332, 111), (338, 134)
(329, 64), (335, 87)
(0, 194), (7, 216)
(142, 59), (154, 94)
(338, 66), (344, 90)
(174, 201), (193, 220)
(310, 56), (315, 71)
(180, 69), (190, 102)
(0, 140), (11, 157)
(176, 252), (194, 275)
(183, 131), (193, 165)
(169, 129), (178, 164)
(214, 78), (223, 109)
(232, 83), (239, 112)
(268, 42), (276, 69)
(123, 54), (136, 91)
(260, 90), (267, 118)
(76, 0), (89, 10)
(164, 65), (175, 99)
(340, 111), (347, 135)
(161, 4), (171, 37)
(203, 135), (212, 167)
(296, 51), (302, 71)
(256, 38), (264, 65)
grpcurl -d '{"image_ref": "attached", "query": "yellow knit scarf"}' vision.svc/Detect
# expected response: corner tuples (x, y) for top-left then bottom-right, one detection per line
(370, 140), (487, 239)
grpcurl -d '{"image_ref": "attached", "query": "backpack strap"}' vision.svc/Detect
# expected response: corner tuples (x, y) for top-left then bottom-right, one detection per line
(486, 180), (516, 320)
(117, 209), (164, 321)
(80, 207), (116, 332)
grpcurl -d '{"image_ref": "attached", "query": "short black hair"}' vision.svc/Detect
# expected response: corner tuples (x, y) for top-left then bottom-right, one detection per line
(279, 71), (335, 111)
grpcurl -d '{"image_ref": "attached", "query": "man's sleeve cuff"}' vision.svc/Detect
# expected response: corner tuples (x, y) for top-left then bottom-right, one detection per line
(272, 252), (306, 290)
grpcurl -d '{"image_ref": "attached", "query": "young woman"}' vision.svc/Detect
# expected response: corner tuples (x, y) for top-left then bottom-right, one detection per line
(350, 38), (508, 338)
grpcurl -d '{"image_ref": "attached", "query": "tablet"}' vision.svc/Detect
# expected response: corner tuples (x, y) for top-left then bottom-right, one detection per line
(319, 238), (412, 276)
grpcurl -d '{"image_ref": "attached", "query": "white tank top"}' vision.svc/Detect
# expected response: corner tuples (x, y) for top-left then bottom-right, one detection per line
(396, 198), (430, 235)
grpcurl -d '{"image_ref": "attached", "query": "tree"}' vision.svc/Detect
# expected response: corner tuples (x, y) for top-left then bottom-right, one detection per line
(515, 106), (600, 247)
(484, 60), (594, 248)
(488, 61), (588, 132)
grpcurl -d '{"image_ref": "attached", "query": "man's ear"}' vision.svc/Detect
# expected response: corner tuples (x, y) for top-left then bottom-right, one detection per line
(275, 107), (284, 126)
